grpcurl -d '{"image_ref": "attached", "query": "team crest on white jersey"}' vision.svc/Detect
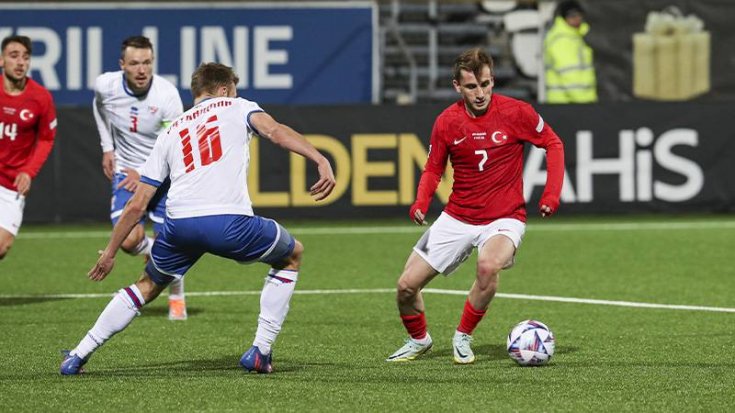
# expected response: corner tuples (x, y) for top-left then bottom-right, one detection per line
(94, 71), (184, 172)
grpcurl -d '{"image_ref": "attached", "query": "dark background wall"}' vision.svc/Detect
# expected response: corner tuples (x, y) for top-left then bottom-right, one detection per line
(583, 0), (734, 101)
(25, 102), (735, 223)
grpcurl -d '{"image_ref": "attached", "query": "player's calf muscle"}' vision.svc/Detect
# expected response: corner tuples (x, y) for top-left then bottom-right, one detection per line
(275, 240), (303, 270)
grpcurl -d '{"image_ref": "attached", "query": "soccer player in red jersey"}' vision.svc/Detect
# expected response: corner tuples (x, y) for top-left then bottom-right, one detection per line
(0, 35), (57, 259)
(386, 48), (565, 364)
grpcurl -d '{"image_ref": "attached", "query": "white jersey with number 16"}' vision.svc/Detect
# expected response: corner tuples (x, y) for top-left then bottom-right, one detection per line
(140, 97), (264, 219)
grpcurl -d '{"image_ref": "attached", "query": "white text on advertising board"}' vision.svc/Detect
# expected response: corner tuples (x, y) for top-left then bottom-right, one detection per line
(249, 128), (703, 207)
(0, 25), (293, 91)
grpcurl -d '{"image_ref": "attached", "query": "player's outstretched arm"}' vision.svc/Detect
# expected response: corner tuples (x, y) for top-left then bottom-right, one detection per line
(250, 112), (336, 201)
(310, 160), (336, 201)
(88, 183), (156, 281)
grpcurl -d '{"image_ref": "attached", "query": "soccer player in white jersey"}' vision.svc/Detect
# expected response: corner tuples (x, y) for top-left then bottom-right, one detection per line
(93, 36), (188, 320)
(61, 62), (336, 375)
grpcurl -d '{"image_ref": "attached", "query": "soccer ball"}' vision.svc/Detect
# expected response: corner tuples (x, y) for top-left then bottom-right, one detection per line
(506, 319), (555, 366)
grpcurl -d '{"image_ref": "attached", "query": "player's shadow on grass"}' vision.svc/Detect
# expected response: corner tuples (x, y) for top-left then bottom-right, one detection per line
(0, 297), (70, 307)
(425, 343), (580, 361)
(426, 343), (508, 360)
(83, 356), (308, 378)
(556, 345), (579, 355)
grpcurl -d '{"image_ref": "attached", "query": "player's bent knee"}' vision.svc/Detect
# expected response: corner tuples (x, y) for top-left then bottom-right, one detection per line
(121, 236), (142, 254)
(143, 261), (177, 287)
(269, 239), (303, 270)
(292, 240), (304, 259)
(475, 268), (500, 293)
(120, 225), (145, 254)
(0, 239), (12, 260)
(285, 240), (304, 268)
(477, 257), (504, 277)
(121, 244), (135, 254)
(136, 271), (168, 302)
(396, 278), (419, 300)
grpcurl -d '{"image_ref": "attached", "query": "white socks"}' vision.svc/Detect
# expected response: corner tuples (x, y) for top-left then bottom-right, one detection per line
(71, 284), (145, 360)
(129, 236), (153, 256)
(414, 334), (432, 345)
(168, 277), (184, 299)
(253, 269), (299, 355)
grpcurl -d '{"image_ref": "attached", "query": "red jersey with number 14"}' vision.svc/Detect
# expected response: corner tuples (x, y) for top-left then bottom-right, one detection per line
(0, 76), (57, 191)
(415, 94), (565, 225)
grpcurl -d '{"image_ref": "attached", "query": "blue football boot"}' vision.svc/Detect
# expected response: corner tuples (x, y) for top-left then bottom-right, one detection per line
(60, 350), (87, 375)
(239, 346), (273, 373)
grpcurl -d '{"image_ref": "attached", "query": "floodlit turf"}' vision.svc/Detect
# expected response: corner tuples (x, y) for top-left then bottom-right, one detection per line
(1, 216), (734, 411)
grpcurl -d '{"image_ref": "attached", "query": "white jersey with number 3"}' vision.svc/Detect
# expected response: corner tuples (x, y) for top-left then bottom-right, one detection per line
(93, 71), (184, 172)
(140, 97), (264, 219)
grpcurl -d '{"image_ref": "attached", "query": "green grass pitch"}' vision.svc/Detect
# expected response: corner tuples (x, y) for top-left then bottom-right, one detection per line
(1, 216), (734, 411)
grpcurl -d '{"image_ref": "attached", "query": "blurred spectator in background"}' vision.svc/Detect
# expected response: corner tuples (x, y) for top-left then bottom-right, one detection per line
(543, 0), (597, 103)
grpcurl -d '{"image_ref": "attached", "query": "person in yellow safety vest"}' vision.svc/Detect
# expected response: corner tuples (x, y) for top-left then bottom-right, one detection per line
(543, 0), (598, 103)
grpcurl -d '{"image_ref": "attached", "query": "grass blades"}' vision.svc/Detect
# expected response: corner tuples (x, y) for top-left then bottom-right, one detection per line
(1, 216), (734, 411)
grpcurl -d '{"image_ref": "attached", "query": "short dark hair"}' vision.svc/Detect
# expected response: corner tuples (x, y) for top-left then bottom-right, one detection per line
(120, 35), (153, 59)
(191, 62), (240, 97)
(452, 48), (494, 81)
(557, 0), (584, 18)
(1, 35), (32, 54)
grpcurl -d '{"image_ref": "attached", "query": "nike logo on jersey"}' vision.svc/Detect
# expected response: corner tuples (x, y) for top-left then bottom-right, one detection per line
(453, 136), (467, 145)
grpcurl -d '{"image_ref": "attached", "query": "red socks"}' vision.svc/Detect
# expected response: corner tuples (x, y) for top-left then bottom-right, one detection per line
(401, 301), (486, 339)
(457, 299), (487, 335)
(400, 313), (427, 340)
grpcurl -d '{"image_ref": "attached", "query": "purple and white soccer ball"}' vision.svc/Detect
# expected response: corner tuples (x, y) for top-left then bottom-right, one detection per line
(506, 319), (555, 366)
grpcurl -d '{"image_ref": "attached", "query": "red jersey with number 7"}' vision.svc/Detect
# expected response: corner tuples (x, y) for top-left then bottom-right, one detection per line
(413, 94), (565, 225)
(0, 75), (57, 191)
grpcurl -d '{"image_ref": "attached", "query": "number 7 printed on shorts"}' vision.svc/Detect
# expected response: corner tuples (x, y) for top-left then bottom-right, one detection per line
(178, 115), (223, 173)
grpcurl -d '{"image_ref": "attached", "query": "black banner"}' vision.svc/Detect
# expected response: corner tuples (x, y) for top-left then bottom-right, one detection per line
(23, 102), (735, 224)
(589, 0), (735, 101)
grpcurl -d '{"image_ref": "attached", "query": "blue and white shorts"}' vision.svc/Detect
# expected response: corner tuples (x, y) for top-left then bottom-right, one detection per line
(145, 214), (295, 285)
(110, 172), (168, 234)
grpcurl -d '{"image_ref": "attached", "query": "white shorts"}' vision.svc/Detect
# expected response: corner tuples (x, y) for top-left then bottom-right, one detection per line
(0, 186), (25, 236)
(413, 212), (526, 275)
